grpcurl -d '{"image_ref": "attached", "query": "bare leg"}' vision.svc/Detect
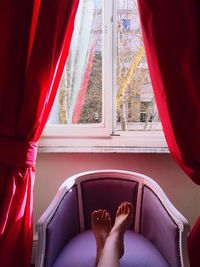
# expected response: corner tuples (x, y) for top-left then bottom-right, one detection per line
(97, 202), (134, 267)
(92, 209), (111, 265)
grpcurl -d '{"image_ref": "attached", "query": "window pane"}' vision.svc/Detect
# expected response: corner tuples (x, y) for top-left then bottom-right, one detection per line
(115, 0), (161, 131)
(50, 0), (102, 125)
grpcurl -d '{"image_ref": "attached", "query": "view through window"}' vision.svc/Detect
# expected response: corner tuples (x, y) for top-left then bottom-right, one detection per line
(50, 0), (102, 125)
(115, 0), (161, 131)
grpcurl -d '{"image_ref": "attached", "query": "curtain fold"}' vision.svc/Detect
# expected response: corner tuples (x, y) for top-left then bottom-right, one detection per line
(0, 1), (79, 266)
(137, 0), (200, 266)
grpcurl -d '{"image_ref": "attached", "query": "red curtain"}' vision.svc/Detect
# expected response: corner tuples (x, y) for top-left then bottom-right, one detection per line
(137, 0), (200, 266)
(0, 1), (79, 266)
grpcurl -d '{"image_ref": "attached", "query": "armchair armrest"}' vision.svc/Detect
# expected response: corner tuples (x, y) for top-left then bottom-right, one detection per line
(140, 185), (190, 267)
(36, 184), (80, 267)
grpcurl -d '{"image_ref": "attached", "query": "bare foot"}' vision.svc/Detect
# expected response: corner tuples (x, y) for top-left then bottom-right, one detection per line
(92, 209), (111, 264)
(110, 202), (134, 258)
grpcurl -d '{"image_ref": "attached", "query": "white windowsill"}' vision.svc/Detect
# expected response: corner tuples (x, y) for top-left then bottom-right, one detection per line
(38, 131), (169, 153)
(38, 146), (169, 153)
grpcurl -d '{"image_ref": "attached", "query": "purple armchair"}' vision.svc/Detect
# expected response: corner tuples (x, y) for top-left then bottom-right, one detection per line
(36, 170), (190, 267)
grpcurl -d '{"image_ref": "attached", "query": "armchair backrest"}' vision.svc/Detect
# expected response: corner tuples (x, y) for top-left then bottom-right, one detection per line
(80, 178), (138, 230)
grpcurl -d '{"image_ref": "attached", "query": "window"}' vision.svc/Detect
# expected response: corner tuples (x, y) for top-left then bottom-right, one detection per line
(41, 0), (167, 151)
(50, 0), (103, 126)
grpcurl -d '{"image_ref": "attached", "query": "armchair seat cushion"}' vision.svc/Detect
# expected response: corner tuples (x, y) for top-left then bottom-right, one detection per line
(53, 230), (170, 267)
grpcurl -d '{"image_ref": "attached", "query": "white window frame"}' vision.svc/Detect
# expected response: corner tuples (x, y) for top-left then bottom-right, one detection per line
(39, 0), (168, 153)
(42, 0), (113, 138)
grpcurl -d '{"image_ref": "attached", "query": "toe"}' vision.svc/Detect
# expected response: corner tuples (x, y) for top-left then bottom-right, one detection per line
(117, 203), (123, 215)
(105, 211), (110, 222)
(124, 202), (129, 213)
(127, 202), (133, 213)
(102, 209), (107, 220)
(107, 215), (111, 228)
(97, 209), (103, 220)
(121, 202), (126, 213)
(92, 210), (98, 219)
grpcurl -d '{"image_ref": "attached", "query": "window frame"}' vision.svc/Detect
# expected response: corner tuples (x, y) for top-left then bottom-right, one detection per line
(42, 0), (113, 138)
(40, 0), (168, 152)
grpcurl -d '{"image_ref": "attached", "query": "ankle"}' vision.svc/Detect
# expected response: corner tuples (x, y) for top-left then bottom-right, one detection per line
(108, 229), (122, 243)
(106, 233), (122, 258)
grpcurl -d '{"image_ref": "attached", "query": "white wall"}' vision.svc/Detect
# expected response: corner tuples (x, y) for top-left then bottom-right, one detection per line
(34, 152), (200, 234)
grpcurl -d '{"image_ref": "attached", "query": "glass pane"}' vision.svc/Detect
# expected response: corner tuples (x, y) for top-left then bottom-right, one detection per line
(50, 0), (102, 125)
(115, 0), (161, 131)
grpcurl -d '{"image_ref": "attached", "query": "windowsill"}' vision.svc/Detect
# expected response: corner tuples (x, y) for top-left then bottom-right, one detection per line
(38, 131), (169, 153)
(38, 146), (169, 153)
